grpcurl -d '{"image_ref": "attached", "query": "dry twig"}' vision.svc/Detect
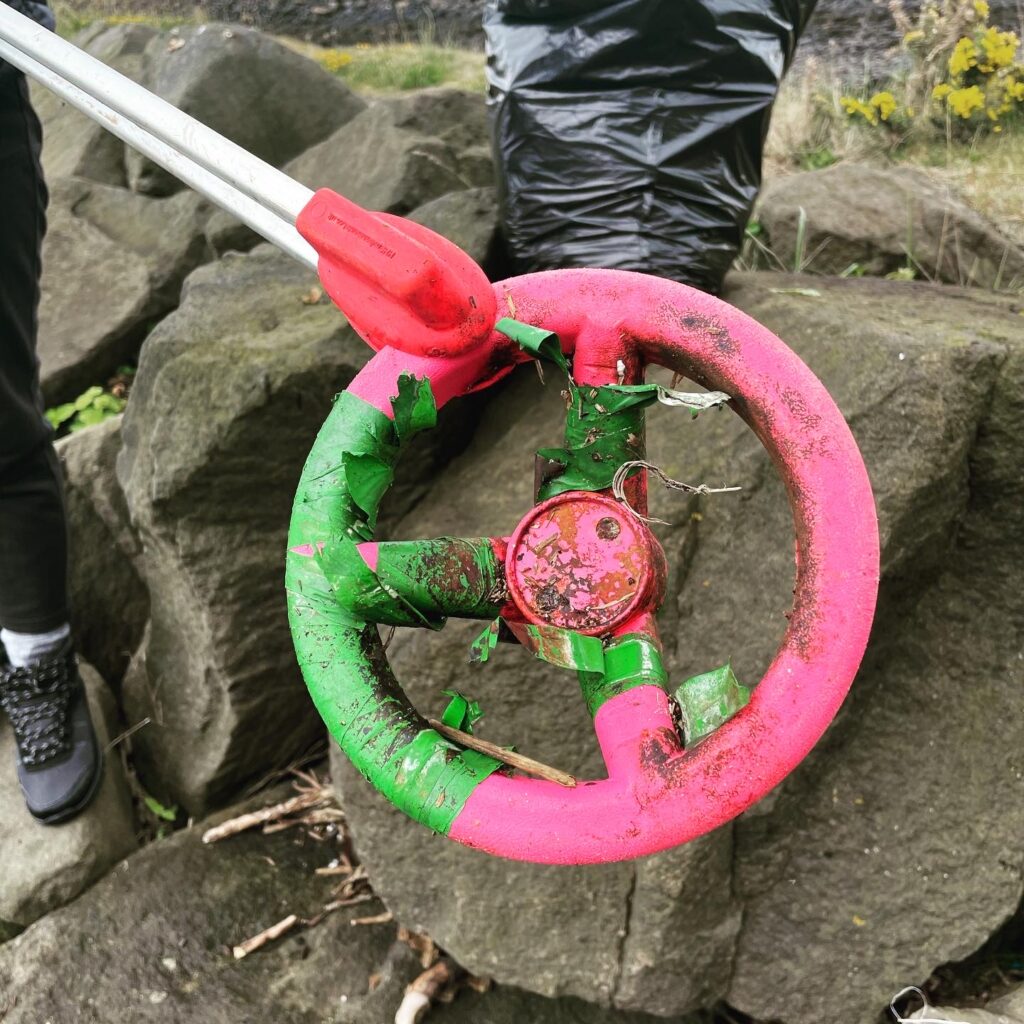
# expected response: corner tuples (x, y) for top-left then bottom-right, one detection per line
(428, 719), (576, 788)
(202, 787), (329, 844)
(395, 958), (457, 1024)
(398, 927), (438, 969)
(232, 914), (299, 959)
(261, 805), (345, 835)
(352, 911), (393, 927)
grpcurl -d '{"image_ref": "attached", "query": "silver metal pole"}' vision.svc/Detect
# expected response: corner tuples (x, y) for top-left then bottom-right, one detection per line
(0, 3), (314, 224)
(0, 33), (318, 269)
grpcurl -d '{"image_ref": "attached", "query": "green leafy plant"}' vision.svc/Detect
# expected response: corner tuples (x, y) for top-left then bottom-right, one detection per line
(46, 365), (134, 437)
(143, 794), (178, 822)
(798, 145), (838, 170)
(46, 385), (125, 434)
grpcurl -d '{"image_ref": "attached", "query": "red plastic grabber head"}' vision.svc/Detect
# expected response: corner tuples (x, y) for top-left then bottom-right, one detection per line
(296, 188), (497, 359)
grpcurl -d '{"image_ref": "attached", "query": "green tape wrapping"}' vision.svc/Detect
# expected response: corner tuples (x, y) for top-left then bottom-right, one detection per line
(373, 538), (505, 625)
(441, 690), (484, 733)
(578, 634), (668, 717)
(673, 663), (750, 745)
(470, 618), (501, 663)
(287, 384), (501, 835)
(538, 384), (651, 499)
(497, 318), (729, 500)
(506, 621), (605, 673)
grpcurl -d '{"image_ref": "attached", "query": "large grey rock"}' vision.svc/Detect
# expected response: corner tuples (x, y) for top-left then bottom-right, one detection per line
(379, 88), (490, 180)
(0, 779), (703, 1024)
(331, 367), (742, 1015)
(31, 23), (157, 187)
(0, 783), (395, 1022)
(757, 163), (1024, 288)
(114, 229), (494, 816)
(911, 1004), (1024, 1024)
(0, 661), (137, 940)
(991, 987), (1024, 1021)
(722, 275), (1024, 1024)
(38, 178), (212, 403)
(56, 416), (148, 687)
(332, 273), (1024, 1019)
(115, 247), (367, 816)
(127, 23), (366, 196)
(215, 87), (490, 254)
(285, 95), (470, 216)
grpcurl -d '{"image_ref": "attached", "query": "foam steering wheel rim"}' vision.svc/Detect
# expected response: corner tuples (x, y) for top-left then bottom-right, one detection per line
(286, 268), (879, 865)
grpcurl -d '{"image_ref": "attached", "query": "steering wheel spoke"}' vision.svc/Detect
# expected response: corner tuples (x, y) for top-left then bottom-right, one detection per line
(357, 536), (510, 626)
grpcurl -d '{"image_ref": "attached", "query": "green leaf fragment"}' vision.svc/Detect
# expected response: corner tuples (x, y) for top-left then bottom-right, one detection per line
(143, 794), (178, 822)
(673, 663), (751, 745)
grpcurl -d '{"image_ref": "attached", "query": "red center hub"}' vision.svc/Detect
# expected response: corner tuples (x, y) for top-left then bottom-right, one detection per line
(505, 492), (665, 636)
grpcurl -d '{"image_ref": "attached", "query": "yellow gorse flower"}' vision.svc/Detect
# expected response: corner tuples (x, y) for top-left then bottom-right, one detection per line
(319, 50), (354, 72)
(979, 26), (1019, 69)
(972, 0), (989, 17)
(932, 82), (954, 99)
(949, 36), (978, 74)
(946, 84), (986, 117)
(870, 91), (898, 119)
(840, 96), (878, 124)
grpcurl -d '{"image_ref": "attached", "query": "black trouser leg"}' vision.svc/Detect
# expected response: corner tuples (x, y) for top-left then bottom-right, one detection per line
(0, 63), (68, 634)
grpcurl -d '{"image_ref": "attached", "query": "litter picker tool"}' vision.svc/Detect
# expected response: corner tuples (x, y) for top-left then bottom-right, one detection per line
(0, 3), (496, 358)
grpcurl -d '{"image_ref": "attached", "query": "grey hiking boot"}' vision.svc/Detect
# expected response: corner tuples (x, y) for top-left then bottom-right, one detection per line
(0, 639), (103, 824)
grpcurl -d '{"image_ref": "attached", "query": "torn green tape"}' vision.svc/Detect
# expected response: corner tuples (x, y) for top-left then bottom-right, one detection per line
(579, 634), (668, 717)
(495, 316), (568, 373)
(506, 621), (605, 673)
(673, 663), (750, 745)
(287, 386), (501, 835)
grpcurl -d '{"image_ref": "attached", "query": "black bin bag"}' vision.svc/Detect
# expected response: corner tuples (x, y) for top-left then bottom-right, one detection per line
(484, 0), (815, 294)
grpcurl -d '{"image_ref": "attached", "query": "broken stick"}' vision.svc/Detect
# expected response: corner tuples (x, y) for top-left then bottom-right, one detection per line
(232, 914), (298, 959)
(202, 788), (328, 844)
(395, 958), (458, 1024)
(427, 719), (576, 788)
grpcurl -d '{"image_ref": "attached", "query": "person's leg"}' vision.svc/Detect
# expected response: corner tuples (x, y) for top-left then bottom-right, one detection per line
(0, 61), (102, 823)
(0, 442), (70, 642)
(0, 61), (67, 640)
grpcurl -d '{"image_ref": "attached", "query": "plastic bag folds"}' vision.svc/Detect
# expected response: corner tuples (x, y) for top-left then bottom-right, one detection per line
(484, 0), (815, 294)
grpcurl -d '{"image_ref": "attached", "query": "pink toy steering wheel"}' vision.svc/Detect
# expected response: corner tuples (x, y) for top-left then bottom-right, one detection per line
(286, 267), (879, 865)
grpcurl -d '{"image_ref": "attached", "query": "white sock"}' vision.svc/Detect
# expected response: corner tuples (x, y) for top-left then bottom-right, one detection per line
(1, 624), (71, 668)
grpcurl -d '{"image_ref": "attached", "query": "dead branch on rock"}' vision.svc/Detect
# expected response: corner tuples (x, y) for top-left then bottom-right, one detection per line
(398, 926), (438, 969)
(201, 787), (330, 843)
(352, 911), (394, 927)
(395, 959), (456, 1024)
(427, 719), (577, 788)
(104, 716), (151, 751)
(261, 805), (345, 835)
(394, 956), (491, 1024)
(232, 914), (299, 959)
